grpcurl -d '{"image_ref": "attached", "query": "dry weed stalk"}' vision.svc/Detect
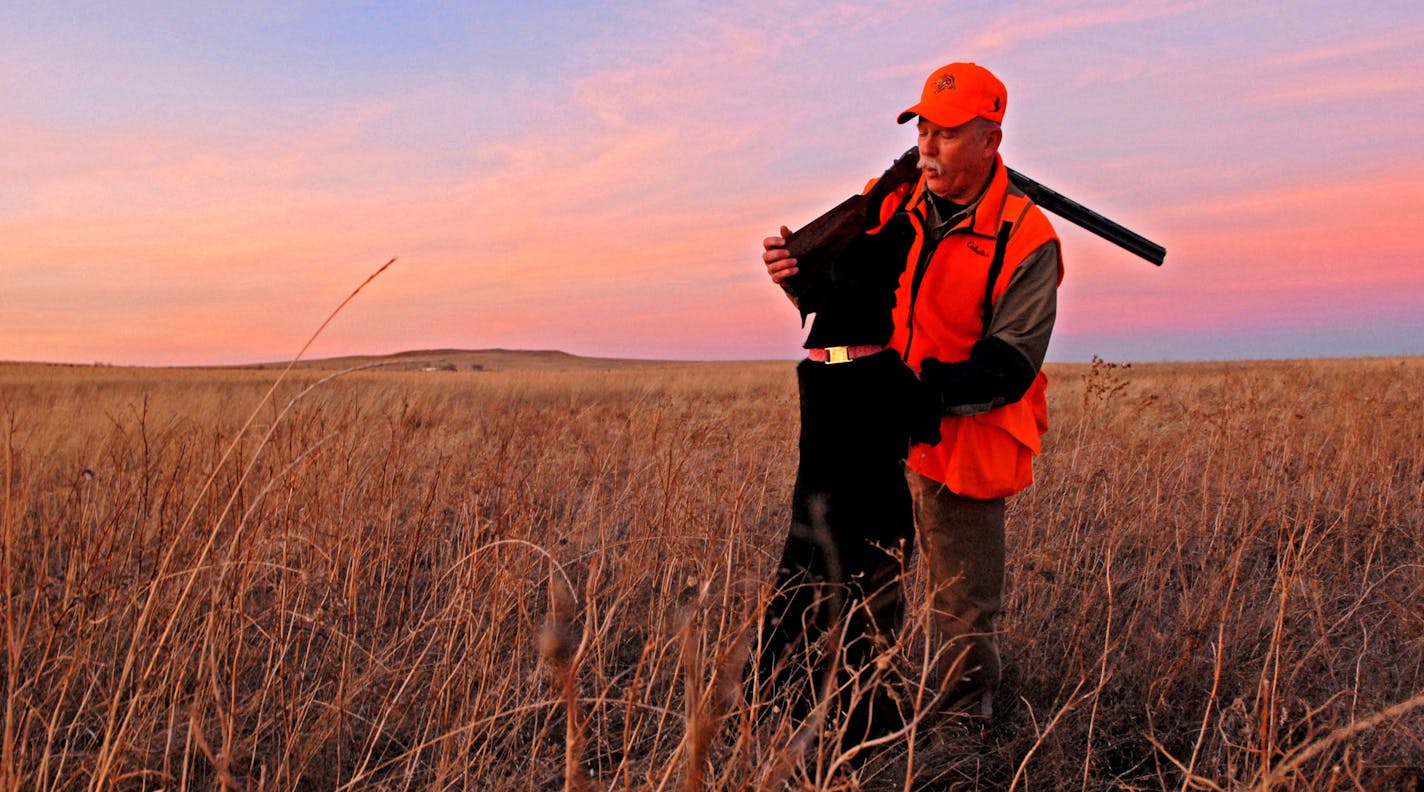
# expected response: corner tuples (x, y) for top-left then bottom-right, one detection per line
(89, 258), (396, 789)
(539, 553), (588, 792)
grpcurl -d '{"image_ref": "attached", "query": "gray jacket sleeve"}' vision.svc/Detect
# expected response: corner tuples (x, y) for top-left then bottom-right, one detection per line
(986, 239), (1060, 373)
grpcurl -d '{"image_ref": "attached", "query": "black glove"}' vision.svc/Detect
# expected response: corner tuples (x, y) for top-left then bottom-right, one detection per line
(906, 367), (943, 446)
(911, 376), (945, 444)
(919, 356), (976, 413)
(920, 337), (1037, 413)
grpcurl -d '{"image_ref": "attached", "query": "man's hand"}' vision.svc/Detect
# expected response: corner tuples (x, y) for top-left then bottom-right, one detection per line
(763, 225), (798, 288)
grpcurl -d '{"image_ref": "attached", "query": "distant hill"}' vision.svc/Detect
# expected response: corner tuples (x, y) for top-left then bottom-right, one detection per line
(246, 348), (694, 373)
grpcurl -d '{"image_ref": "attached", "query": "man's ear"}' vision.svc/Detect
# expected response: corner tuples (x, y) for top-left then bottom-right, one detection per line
(983, 125), (1003, 155)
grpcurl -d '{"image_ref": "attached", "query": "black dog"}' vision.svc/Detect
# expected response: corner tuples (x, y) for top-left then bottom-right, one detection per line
(753, 218), (935, 740)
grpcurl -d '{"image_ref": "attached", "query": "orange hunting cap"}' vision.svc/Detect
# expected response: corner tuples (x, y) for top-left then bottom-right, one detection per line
(897, 62), (1007, 127)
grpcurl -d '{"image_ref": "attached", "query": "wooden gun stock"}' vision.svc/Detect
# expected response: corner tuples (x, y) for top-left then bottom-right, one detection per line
(782, 148), (1166, 284)
(781, 148), (921, 295)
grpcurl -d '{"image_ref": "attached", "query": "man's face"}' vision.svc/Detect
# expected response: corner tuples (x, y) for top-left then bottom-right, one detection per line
(916, 118), (1000, 202)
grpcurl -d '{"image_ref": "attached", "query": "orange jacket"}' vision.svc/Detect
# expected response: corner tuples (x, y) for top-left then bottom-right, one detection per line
(875, 155), (1063, 499)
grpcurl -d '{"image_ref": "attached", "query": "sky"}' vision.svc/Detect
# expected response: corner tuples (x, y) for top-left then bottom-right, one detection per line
(3, 1), (1421, 365)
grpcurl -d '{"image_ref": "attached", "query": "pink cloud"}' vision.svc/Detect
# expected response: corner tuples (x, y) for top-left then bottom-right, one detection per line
(1245, 74), (1423, 106)
(971, 1), (1213, 53)
(1264, 27), (1424, 67)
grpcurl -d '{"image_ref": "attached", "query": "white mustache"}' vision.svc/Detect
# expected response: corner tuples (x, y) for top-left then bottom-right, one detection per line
(916, 156), (944, 174)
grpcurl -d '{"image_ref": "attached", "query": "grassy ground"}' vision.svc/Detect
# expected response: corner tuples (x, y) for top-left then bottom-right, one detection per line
(2, 356), (1421, 790)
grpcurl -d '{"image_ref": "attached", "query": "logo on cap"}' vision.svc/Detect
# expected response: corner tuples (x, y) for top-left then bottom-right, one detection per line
(993, 97), (1001, 112)
(934, 74), (955, 93)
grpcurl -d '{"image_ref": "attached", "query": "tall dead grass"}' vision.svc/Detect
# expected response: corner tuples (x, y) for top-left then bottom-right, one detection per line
(1, 355), (1420, 790)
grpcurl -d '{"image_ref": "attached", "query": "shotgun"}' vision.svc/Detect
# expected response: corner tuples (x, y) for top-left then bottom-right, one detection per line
(782, 147), (1165, 291)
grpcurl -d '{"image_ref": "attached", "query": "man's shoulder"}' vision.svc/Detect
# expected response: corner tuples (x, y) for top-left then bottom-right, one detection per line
(1006, 195), (1059, 246)
(1000, 169), (1059, 241)
(998, 179), (1062, 276)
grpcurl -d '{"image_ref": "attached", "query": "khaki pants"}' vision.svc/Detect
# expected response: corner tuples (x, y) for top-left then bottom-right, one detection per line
(905, 468), (1006, 704)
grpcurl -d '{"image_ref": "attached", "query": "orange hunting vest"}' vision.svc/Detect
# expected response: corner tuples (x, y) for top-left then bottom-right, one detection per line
(874, 155), (1063, 499)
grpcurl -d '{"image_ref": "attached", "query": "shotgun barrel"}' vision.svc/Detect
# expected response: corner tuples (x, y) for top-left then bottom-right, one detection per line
(1005, 167), (1165, 266)
(783, 148), (1166, 279)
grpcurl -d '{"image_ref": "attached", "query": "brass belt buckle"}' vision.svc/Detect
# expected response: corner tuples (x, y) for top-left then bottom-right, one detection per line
(827, 346), (851, 364)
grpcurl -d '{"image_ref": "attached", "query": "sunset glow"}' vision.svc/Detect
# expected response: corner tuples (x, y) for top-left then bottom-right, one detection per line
(4, 2), (1421, 365)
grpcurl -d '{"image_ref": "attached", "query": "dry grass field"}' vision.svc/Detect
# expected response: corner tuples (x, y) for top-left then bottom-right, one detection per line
(2, 354), (1421, 790)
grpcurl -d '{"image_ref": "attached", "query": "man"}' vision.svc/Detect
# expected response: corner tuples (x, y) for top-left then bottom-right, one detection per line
(760, 62), (1062, 721)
